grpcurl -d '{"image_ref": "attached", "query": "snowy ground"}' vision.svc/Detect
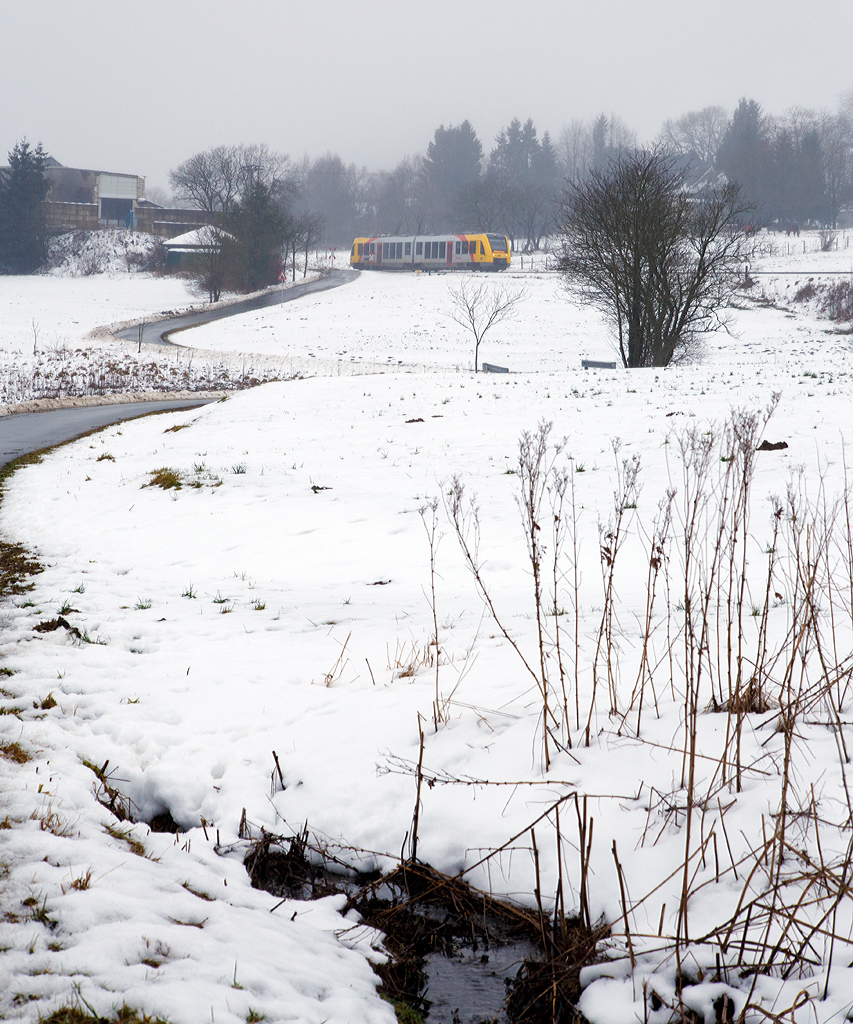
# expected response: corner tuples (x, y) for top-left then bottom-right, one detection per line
(0, 231), (853, 1023)
(0, 231), (334, 404)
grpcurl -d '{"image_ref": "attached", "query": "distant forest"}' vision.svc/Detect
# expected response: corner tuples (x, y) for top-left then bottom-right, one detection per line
(165, 93), (853, 249)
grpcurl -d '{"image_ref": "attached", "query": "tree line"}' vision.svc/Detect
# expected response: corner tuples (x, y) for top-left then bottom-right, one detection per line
(2, 89), (851, 283)
(165, 92), (852, 258)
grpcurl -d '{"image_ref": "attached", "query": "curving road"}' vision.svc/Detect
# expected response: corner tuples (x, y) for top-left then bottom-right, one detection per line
(1, 267), (360, 468)
(115, 268), (359, 347)
(0, 399), (218, 469)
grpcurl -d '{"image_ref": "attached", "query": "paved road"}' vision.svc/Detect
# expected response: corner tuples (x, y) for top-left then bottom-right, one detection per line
(1, 268), (360, 468)
(116, 268), (359, 346)
(0, 399), (217, 468)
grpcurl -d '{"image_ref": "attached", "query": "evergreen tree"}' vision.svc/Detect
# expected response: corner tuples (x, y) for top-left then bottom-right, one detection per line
(592, 115), (609, 168)
(796, 129), (827, 224)
(0, 140), (50, 274)
(716, 99), (772, 221)
(533, 131), (560, 185)
(488, 118), (561, 250)
(227, 179), (289, 291)
(422, 121), (483, 228)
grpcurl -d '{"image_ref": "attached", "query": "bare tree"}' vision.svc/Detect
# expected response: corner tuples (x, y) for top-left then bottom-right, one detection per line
(456, 172), (504, 231)
(285, 210), (326, 281)
(169, 144), (295, 215)
(658, 106), (729, 167)
(819, 108), (853, 228)
(445, 279), (528, 372)
(169, 145), (243, 214)
(556, 148), (756, 368)
(143, 184), (172, 207)
(188, 225), (233, 303)
(237, 143), (296, 204)
(368, 155), (425, 235)
(555, 119), (594, 184)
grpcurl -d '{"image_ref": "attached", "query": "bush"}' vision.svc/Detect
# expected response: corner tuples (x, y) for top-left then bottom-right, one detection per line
(820, 278), (853, 322)
(792, 282), (817, 303)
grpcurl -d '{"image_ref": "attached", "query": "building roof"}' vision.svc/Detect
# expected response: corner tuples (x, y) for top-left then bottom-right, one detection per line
(163, 226), (228, 250)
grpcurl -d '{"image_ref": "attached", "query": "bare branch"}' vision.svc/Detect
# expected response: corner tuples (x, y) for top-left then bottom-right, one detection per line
(445, 279), (528, 372)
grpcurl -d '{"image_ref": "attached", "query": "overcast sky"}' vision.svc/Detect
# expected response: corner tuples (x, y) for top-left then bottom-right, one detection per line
(3, 0), (852, 194)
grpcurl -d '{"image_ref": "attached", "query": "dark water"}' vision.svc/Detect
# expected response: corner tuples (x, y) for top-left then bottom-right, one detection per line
(241, 838), (546, 1023)
(424, 939), (540, 1024)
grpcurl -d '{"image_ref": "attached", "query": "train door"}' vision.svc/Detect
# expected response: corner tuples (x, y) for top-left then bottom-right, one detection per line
(376, 242), (383, 267)
(446, 239), (452, 267)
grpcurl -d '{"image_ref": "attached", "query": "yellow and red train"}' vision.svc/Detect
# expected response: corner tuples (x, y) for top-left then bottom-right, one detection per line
(350, 233), (511, 271)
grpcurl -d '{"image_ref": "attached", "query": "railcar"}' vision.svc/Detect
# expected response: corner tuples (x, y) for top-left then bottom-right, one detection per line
(349, 232), (510, 271)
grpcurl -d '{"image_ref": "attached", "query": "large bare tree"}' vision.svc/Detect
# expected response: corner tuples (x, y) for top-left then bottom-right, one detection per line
(169, 144), (295, 215)
(556, 149), (755, 368)
(659, 106), (729, 168)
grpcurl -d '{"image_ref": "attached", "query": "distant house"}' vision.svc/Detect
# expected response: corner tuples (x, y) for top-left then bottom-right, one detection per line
(163, 226), (228, 269)
(36, 157), (213, 239)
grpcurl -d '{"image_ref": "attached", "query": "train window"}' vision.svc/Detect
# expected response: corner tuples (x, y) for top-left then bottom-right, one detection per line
(369, 243), (375, 254)
(461, 240), (469, 255)
(471, 240), (478, 256)
(357, 243), (363, 256)
(396, 242), (403, 259)
(439, 241), (446, 258)
(405, 242), (411, 255)
(455, 241), (460, 255)
(487, 234), (507, 252)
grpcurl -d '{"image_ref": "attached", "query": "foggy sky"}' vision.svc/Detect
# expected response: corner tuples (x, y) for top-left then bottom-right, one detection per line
(3, 0), (852, 193)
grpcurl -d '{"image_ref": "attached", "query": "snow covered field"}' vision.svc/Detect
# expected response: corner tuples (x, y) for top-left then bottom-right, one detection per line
(0, 231), (333, 405)
(1, 232), (853, 1023)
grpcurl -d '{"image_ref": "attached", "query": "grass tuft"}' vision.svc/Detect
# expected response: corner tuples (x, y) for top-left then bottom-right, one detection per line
(104, 823), (146, 857)
(146, 468), (182, 490)
(70, 869), (93, 891)
(41, 1005), (173, 1024)
(0, 539), (43, 598)
(1, 741), (29, 763)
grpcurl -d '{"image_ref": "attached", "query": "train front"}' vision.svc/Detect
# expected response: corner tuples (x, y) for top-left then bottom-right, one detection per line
(486, 234), (510, 268)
